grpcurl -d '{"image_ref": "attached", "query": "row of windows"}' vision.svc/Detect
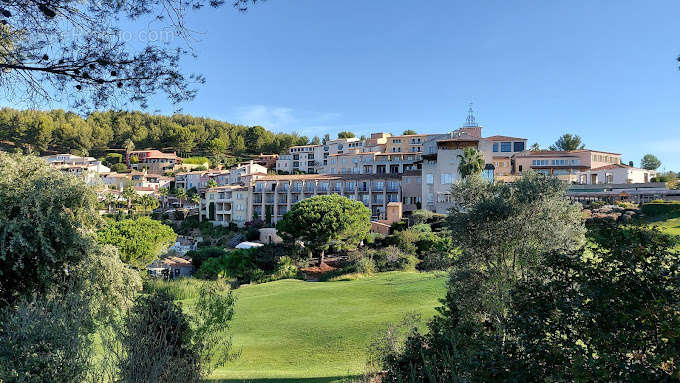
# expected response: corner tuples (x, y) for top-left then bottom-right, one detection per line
(592, 154), (619, 164)
(532, 159), (580, 166)
(492, 142), (525, 153)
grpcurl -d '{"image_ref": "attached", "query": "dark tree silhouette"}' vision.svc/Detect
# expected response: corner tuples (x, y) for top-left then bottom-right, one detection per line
(0, 0), (257, 110)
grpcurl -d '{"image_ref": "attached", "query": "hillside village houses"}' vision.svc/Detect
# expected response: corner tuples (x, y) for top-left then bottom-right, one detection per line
(42, 108), (661, 227)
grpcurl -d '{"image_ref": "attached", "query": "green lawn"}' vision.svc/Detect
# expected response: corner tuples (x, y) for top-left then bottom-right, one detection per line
(645, 214), (680, 250)
(195, 271), (447, 383)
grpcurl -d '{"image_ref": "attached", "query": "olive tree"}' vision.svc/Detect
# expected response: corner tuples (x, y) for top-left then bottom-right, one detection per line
(277, 194), (371, 265)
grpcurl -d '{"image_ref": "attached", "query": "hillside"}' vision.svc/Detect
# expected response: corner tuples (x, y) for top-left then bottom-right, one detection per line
(0, 108), (309, 158)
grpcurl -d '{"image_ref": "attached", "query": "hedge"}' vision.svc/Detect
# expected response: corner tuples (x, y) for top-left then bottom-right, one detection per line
(641, 201), (680, 217)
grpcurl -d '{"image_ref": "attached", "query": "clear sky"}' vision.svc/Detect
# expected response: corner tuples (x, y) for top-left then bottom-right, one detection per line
(29, 1), (680, 169)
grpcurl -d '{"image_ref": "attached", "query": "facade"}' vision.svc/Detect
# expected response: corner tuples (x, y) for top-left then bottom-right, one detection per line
(512, 149), (622, 182)
(323, 152), (421, 175)
(127, 150), (181, 174)
(484, 135), (528, 176)
(384, 134), (430, 154)
(275, 137), (363, 174)
(576, 163), (656, 184)
(43, 153), (100, 166)
(250, 174), (403, 224)
(199, 185), (251, 227)
(422, 135), (494, 213)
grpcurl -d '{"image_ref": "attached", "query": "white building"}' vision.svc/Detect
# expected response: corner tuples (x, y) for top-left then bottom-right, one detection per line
(576, 163), (657, 185)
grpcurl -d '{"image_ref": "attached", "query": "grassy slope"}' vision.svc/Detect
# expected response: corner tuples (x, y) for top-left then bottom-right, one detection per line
(196, 272), (447, 382)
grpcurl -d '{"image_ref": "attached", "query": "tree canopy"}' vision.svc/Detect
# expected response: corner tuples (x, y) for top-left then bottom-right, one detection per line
(0, 108), (309, 156)
(0, 0), (257, 110)
(402, 129), (417, 135)
(97, 216), (177, 268)
(549, 133), (585, 151)
(641, 153), (662, 170)
(337, 131), (356, 139)
(276, 195), (371, 265)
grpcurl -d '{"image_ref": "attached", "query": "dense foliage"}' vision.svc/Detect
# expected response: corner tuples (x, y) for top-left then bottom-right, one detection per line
(97, 216), (177, 268)
(277, 195), (371, 265)
(109, 285), (236, 383)
(641, 200), (680, 217)
(195, 247), (301, 284)
(0, 153), (141, 382)
(0, 108), (309, 156)
(381, 223), (680, 382)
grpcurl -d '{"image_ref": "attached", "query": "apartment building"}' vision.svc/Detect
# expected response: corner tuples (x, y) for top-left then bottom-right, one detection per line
(252, 173), (403, 224)
(275, 137), (362, 173)
(512, 149), (622, 182)
(384, 134), (430, 154)
(126, 149), (181, 174)
(43, 153), (101, 166)
(323, 152), (421, 175)
(199, 185), (251, 227)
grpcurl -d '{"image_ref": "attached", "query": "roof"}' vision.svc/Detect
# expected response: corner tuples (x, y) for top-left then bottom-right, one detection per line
(587, 163), (634, 171)
(236, 241), (264, 249)
(484, 135), (527, 141)
(256, 173), (402, 181)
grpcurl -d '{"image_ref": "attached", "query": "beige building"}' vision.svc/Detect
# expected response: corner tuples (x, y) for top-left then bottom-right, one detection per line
(512, 149), (622, 182)
(324, 152), (421, 175)
(384, 134), (430, 154)
(484, 135), (528, 176)
(199, 185), (251, 227)
(250, 173), (403, 224)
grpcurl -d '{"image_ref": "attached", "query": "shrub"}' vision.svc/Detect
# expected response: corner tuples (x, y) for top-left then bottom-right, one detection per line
(368, 246), (418, 272)
(588, 200), (606, 209)
(388, 230), (419, 255)
(271, 257), (300, 280)
(641, 201), (680, 217)
(182, 156), (210, 165)
(364, 232), (384, 247)
(245, 226), (260, 241)
(411, 223), (431, 233)
(390, 220), (408, 232)
(355, 257), (377, 274)
(410, 210), (435, 225)
(187, 247), (229, 269)
(110, 163), (128, 173)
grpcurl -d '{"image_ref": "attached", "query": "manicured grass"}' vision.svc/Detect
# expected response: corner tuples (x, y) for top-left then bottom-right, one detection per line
(193, 271), (447, 382)
(645, 214), (680, 250)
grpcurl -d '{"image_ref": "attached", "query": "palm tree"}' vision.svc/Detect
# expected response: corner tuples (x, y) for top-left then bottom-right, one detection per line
(103, 192), (117, 213)
(457, 147), (485, 178)
(159, 187), (169, 208)
(174, 187), (187, 208)
(121, 186), (138, 210)
(190, 194), (200, 207)
(124, 138), (135, 164)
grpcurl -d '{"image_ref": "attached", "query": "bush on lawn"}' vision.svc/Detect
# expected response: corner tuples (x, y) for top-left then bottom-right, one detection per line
(142, 277), (229, 301)
(187, 247), (230, 269)
(641, 201), (680, 217)
(368, 246), (418, 272)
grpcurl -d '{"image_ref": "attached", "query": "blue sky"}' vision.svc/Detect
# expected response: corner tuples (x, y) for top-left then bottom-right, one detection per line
(23, 1), (680, 169)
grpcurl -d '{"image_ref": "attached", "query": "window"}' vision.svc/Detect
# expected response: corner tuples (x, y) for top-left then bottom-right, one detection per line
(500, 142), (512, 152)
(513, 142), (525, 152)
(440, 173), (453, 184)
(532, 159), (549, 166)
(571, 159), (580, 165)
(493, 143), (499, 152)
(426, 173), (434, 184)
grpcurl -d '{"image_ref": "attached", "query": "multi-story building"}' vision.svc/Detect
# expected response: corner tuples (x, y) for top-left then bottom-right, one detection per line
(384, 134), (430, 154)
(199, 185), (251, 227)
(484, 135), (528, 176)
(126, 150), (182, 174)
(323, 152), (421, 175)
(422, 134), (494, 213)
(249, 174), (403, 224)
(512, 149), (622, 182)
(43, 153), (101, 166)
(275, 136), (370, 174)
